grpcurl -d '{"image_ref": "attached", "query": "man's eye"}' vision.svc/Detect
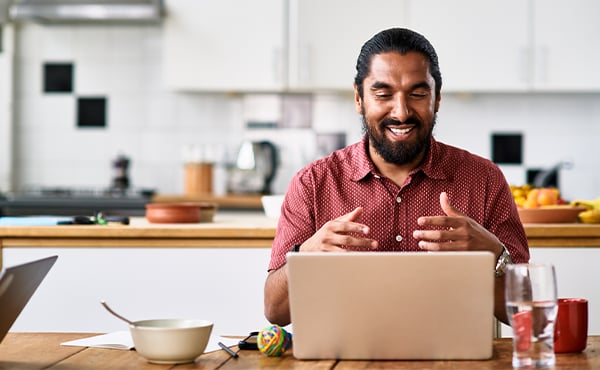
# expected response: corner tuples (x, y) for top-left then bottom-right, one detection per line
(375, 93), (391, 99)
(410, 92), (428, 98)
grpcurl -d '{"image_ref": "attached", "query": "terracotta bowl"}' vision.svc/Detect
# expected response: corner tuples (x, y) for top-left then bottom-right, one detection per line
(145, 203), (201, 223)
(517, 206), (587, 224)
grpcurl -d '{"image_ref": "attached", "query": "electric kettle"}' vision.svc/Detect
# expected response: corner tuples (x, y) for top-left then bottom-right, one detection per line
(227, 141), (279, 194)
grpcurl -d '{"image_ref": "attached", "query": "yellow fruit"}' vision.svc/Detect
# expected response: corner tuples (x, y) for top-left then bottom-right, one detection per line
(579, 209), (600, 224)
(570, 197), (600, 210)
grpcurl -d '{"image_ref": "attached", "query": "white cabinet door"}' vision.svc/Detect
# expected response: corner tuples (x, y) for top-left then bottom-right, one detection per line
(533, 0), (600, 91)
(163, 0), (286, 92)
(288, 0), (408, 92)
(406, 0), (530, 92)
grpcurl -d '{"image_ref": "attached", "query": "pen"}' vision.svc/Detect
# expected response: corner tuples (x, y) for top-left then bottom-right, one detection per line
(218, 342), (238, 358)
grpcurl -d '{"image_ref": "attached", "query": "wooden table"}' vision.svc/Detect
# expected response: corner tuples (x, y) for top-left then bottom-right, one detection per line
(1, 333), (598, 369)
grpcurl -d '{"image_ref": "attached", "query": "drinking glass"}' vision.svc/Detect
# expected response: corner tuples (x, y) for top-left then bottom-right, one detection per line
(505, 264), (558, 368)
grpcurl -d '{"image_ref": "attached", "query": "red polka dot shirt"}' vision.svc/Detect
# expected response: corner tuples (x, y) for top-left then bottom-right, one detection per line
(268, 136), (530, 271)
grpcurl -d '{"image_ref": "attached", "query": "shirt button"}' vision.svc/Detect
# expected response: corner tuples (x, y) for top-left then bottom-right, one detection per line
(396, 235), (403, 242)
(396, 196), (402, 203)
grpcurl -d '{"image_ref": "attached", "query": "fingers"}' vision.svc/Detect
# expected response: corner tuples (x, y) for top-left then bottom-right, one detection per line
(417, 239), (468, 252)
(332, 207), (370, 235)
(304, 207), (378, 251)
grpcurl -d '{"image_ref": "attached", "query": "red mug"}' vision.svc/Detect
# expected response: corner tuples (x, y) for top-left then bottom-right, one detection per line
(554, 298), (588, 353)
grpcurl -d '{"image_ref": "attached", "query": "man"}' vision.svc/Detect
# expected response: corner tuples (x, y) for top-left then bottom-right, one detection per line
(264, 28), (529, 326)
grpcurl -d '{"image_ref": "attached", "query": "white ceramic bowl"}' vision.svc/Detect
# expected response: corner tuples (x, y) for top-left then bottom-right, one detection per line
(129, 319), (213, 364)
(261, 195), (284, 218)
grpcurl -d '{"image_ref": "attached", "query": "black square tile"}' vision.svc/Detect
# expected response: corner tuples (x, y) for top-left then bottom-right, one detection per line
(491, 133), (522, 165)
(77, 97), (107, 128)
(44, 63), (74, 93)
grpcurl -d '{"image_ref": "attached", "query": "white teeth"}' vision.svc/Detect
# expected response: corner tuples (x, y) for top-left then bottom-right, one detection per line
(389, 127), (412, 135)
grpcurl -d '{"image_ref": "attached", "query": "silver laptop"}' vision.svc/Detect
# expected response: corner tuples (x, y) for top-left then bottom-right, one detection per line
(0, 255), (58, 344)
(287, 251), (494, 360)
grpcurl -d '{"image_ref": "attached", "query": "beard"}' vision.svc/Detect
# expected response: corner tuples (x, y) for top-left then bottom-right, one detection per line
(361, 111), (436, 165)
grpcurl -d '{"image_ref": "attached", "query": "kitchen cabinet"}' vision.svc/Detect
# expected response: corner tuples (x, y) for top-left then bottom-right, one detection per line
(287, 0), (408, 91)
(406, 0), (529, 92)
(163, 0), (286, 92)
(407, 0), (600, 92)
(532, 0), (600, 91)
(164, 0), (600, 93)
(163, 0), (408, 92)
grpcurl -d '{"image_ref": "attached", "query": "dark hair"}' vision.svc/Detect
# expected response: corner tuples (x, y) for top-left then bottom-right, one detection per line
(354, 28), (442, 99)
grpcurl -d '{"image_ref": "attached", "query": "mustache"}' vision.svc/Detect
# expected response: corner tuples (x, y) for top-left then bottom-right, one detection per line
(380, 117), (421, 126)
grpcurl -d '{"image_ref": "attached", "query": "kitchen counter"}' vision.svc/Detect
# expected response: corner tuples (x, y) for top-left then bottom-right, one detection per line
(1, 216), (599, 247)
(0, 213), (277, 268)
(524, 223), (600, 247)
(0, 217), (599, 252)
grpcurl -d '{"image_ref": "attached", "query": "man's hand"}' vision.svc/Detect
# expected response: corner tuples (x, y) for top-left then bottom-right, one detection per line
(412, 192), (503, 257)
(297, 207), (378, 252)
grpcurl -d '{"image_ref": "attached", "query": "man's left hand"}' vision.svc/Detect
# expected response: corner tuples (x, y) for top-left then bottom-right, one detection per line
(412, 192), (503, 257)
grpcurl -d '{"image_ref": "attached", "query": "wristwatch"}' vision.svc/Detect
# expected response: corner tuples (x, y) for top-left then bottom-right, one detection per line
(495, 244), (512, 277)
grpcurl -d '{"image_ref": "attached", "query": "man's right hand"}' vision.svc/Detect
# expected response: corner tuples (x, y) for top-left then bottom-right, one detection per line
(297, 207), (378, 252)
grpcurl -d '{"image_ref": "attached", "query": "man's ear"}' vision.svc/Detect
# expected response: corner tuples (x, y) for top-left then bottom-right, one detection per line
(434, 93), (441, 113)
(353, 84), (362, 114)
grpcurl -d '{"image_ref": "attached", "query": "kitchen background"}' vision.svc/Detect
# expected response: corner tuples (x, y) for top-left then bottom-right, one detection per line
(0, 0), (599, 203)
(1, 0), (599, 338)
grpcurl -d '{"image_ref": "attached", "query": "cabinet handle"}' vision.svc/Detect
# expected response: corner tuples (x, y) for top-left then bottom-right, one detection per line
(299, 44), (312, 85)
(273, 46), (283, 85)
(538, 45), (549, 85)
(518, 46), (533, 86)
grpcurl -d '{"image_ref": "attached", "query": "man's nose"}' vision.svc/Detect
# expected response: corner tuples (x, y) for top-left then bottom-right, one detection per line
(390, 95), (411, 122)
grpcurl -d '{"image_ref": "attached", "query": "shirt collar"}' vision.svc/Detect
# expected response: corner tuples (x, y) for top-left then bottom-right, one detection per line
(351, 135), (449, 182)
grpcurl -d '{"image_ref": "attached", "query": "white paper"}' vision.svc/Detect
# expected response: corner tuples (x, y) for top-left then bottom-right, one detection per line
(61, 331), (134, 350)
(60, 331), (239, 353)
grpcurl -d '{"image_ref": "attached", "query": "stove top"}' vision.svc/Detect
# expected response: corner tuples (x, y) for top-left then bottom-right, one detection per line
(0, 187), (156, 216)
(8, 187), (155, 200)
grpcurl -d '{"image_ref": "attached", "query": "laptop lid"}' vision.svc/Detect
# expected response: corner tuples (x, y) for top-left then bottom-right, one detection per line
(287, 251), (494, 360)
(0, 255), (58, 344)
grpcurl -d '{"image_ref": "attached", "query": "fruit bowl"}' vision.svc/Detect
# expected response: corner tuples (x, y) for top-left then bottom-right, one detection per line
(517, 206), (587, 224)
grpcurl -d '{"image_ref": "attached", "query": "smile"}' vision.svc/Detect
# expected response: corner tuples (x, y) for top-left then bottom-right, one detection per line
(388, 126), (413, 135)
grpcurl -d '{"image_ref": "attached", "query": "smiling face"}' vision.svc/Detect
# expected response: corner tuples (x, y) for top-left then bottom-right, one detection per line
(354, 51), (441, 167)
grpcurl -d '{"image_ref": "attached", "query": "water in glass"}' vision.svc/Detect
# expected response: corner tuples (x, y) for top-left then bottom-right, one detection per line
(507, 300), (558, 367)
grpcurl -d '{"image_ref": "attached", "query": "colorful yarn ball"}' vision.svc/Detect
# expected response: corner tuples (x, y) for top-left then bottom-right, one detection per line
(257, 325), (292, 357)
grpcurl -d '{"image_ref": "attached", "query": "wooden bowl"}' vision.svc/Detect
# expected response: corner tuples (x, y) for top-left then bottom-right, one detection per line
(145, 203), (201, 223)
(198, 203), (217, 223)
(517, 206), (587, 224)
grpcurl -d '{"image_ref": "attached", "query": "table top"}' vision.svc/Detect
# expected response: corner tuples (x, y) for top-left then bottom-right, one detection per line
(1, 333), (598, 369)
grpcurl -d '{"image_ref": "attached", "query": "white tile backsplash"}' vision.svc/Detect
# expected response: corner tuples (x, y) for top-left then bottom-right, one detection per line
(7, 23), (600, 201)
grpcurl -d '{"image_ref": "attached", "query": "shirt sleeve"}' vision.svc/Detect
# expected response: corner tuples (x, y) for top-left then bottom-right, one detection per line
(267, 168), (317, 271)
(483, 166), (530, 264)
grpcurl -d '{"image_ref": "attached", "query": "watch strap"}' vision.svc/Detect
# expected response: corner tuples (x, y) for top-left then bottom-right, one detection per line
(495, 244), (512, 277)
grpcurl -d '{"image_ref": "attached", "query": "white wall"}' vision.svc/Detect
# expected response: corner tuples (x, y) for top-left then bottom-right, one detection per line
(8, 23), (600, 200)
(0, 24), (14, 191)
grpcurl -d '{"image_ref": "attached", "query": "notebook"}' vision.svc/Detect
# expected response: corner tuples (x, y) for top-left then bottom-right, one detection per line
(287, 251), (494, 360)
(0, 255), (58, 344)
